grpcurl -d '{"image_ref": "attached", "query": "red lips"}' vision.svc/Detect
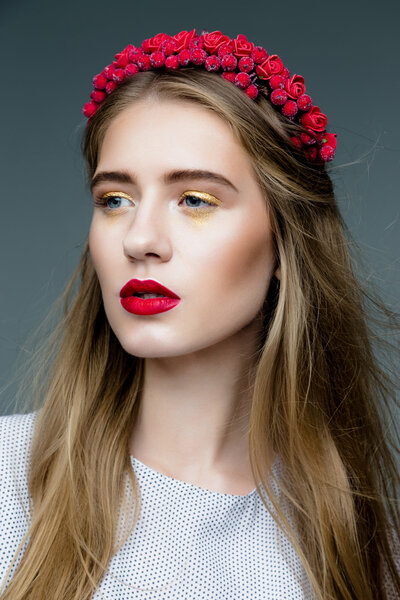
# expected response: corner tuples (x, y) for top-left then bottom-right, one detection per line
(119, 279), (181, 315)
(120, 278), (180, 298)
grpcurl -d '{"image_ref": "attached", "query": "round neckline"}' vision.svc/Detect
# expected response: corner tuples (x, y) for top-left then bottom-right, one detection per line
(130, 455), (258, 499)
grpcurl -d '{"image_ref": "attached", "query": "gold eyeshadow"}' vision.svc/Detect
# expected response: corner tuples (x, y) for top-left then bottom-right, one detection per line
(182, 190), (222, 206)
(101, 191), (133, 200)
(95, 189), (221, 224)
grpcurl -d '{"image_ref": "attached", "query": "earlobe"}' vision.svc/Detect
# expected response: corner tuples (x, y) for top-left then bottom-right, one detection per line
(274, 266), (281, 281)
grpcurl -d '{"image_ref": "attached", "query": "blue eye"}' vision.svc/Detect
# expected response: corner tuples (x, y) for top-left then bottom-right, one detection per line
(94, 193), (133, 210)
(94, 191), (219, 212)
(181, 194), (215, 209)
(104, 195), (132, 209)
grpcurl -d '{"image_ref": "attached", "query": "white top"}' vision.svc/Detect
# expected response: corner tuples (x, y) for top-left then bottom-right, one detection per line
(0, 412), (397, 599)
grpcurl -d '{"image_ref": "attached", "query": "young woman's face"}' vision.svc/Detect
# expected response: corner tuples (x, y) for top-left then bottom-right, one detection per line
(89, 99), (279, 357)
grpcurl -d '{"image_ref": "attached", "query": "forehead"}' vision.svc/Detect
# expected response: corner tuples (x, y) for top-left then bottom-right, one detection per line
(97, 99), (254, 180)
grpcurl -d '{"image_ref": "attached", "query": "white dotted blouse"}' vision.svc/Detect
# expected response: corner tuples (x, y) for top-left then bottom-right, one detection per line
(0, 412), (397, 599)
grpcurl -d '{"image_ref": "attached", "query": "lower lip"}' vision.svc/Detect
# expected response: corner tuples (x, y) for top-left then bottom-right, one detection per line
(120, 296), (181, 315)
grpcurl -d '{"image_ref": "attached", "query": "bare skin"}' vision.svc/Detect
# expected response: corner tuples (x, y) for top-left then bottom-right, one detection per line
(89, 99), (280, 495)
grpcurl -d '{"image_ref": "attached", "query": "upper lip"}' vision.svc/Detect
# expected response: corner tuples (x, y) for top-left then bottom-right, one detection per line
(120, 279), (180, 299)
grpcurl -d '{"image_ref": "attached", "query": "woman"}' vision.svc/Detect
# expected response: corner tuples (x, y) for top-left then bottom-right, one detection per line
(0, 29), (399, 599)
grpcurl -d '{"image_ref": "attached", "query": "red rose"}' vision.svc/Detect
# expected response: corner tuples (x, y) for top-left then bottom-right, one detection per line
(255, 54), (284, 79)
(301, 106), (328, 132)
(284, 74), (305, 99)
(232, 34), (254, 57)
(115, 44), (136, 68)
(141, 33), (171, 53)
(203, 30), (231, 55)
(173, 29), (197, 52)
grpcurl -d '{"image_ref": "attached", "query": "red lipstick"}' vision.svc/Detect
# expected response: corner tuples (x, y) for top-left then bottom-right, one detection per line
(119, 279), (181, 315)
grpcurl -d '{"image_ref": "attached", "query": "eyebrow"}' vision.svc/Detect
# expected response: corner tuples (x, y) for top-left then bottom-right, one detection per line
(90, 169), (239, 194)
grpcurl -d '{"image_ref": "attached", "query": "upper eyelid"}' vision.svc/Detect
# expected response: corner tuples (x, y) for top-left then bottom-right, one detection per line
(99, 191), (133, 200)
(97, 189), (221, 204)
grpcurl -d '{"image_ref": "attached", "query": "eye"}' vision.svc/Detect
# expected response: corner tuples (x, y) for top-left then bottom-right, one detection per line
(94, 192), (133, 210)
(179, 191), (220, 209)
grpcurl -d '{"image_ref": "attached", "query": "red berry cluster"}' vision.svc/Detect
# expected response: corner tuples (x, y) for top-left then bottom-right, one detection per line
(83, 29), (337, 163)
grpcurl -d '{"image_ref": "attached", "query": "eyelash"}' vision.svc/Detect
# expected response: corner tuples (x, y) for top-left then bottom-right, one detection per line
(93, 192), (218, 212)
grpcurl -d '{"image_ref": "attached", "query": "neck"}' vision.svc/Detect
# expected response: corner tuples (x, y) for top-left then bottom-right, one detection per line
(129, 316), (265, 485)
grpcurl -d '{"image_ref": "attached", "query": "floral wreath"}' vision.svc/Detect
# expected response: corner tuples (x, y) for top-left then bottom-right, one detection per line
(83, 29), (337, 164)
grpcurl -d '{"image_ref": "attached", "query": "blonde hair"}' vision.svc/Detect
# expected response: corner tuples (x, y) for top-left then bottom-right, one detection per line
(2, 68), (400, 599)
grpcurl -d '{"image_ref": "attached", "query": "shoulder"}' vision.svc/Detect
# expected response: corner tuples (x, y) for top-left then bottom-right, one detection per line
(0, 412), (38, 586)
(0, 411), (38, 477)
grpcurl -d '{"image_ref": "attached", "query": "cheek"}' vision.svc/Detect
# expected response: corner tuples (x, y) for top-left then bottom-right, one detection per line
(88, 218), (116, 287)
(213, 218), (275, 301)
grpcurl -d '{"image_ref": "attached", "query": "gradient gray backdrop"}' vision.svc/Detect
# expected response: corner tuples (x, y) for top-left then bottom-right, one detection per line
(0, 0), (399, 414)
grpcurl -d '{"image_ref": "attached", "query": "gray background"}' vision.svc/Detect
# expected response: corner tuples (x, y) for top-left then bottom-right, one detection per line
(0, 0), (399, 414)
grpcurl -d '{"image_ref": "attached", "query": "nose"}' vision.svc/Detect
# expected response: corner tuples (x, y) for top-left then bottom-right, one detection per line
(122, 195), (172, 262)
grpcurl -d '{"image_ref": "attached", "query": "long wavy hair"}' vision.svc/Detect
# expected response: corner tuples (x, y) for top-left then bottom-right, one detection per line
(2, 68), (400, 599)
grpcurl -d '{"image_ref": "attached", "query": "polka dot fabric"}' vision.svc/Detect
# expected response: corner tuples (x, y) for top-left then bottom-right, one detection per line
(1, 412), (398, 598)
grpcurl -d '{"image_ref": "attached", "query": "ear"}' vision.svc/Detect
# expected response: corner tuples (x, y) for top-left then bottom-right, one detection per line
(274, 265), (281, 280)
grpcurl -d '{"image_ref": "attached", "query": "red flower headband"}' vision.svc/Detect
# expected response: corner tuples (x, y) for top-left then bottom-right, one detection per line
(83, 29), (337, 164)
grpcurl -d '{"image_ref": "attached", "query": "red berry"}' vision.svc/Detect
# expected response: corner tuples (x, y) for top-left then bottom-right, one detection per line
(321, 132), (337, 150)
(190, 48), (207, 65)
(290, 136), (303, 150)
(105, 81), (117, 94)
(137, 54), (151, 70)
(244, 84), (258, 99)
(125, 63), (139, 77)
(305, 146), (318, 161)
(161, 39), (177, 56)
(300, 132), (316, 146)
(234, 72), (251, 89)
(178, 49), (191, 66)
(82, 102), (98, 118)
(238, 56), (254, 73)
(297, 94), (312, 111)
(188, 37), (205, 50)
(319, 144), (335, 161)
(92, 74), (107, 90)
(205, 55), (221, 72)
(128, 48), (141, 62)
(165, 55), (179, 69)
(218, 44), (233, 59)
(282, 99), (298, 118)
(218, 43), (234, 58)
(90, 90), (106, 103)
(270, 89), (288, 105)
(150, 51), (166, 68)
(221, 72), (236, 83)
(112, 68), (125, 83)
(281, 67), (289, 78)
(103, 64), (116, 80)
(269, 74), (285, 90)
(251, 46), (268, 64)
(221, 54), (237, 71)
